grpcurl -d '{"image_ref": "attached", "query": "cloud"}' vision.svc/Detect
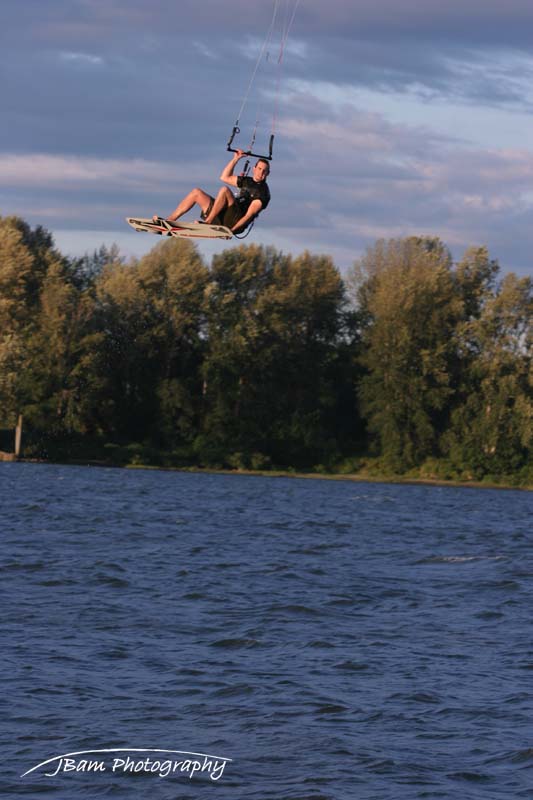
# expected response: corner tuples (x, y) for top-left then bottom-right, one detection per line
(0, 154), (182, 189)
(2, 1), (533, 277)
(271, 86), (533, 267)
(59, 51), (104, 67)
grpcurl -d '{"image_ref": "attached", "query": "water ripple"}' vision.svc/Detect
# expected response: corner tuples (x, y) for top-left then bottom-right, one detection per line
(1, 462), (531, 800)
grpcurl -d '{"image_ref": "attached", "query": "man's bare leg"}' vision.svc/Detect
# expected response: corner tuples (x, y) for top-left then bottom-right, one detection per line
(154, 188), (214, 223)
(204, 186), (235, 224)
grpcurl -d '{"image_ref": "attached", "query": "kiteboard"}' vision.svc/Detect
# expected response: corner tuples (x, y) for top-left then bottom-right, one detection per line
(126, 216), (233, 240)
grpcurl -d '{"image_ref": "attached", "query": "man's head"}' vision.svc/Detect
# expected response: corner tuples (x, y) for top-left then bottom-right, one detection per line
(253, 159), (270, 182)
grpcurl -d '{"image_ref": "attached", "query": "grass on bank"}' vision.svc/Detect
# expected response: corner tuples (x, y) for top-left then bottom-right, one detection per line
(17, 437), (533, 491)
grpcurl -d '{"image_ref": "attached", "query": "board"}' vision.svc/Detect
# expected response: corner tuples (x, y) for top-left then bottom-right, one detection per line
(126, 217), (233, 240)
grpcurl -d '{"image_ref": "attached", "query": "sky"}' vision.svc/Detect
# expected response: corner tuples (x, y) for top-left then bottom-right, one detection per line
(2, 0), (533, 277)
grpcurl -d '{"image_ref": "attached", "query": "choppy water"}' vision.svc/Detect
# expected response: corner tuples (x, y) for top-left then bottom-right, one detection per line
(1, 462), (532, 799)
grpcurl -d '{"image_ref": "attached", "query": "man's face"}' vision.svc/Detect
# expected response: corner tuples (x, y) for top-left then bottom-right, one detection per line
(253, 160), (269, 182)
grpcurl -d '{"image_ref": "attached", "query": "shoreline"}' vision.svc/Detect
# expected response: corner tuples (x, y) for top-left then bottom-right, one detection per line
(11, 458), (532, 492)
(128, 465), (532, 492)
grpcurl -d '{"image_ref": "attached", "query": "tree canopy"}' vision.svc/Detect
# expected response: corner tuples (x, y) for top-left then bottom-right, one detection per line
(0, 216), (531, 484)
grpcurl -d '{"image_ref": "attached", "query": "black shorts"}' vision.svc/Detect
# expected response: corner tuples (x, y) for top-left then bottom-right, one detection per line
(202, 198), (248, 232)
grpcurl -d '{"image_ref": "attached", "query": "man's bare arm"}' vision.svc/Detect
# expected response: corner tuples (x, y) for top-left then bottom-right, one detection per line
(231, 198), (263, 232)
(220, 150), (245, 187)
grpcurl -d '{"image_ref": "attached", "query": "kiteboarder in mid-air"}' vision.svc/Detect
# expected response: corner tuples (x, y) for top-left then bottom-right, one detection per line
(155, 149), (271, 236)
(127, 0), (301, 241)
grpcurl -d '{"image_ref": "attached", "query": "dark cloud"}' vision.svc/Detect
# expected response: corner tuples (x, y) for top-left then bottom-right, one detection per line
(26, 0), (531, 47)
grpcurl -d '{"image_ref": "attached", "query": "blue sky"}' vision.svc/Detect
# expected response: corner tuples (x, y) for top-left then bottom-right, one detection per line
(2, 0), (533, 276)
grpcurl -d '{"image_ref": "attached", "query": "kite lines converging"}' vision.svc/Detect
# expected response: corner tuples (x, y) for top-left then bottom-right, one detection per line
(227, 0), (302, 163)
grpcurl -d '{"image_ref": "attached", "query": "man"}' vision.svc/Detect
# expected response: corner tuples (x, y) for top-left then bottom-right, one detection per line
(156, 150), (270, 235)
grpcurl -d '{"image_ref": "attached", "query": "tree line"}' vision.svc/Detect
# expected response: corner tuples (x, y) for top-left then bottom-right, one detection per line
(0, 215), (531, 484)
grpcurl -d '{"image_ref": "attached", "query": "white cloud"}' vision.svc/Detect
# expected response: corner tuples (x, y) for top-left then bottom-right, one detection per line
(192, 41), (219, 60)
(59, 51), (104, 66)
(0, 154), (195, 190)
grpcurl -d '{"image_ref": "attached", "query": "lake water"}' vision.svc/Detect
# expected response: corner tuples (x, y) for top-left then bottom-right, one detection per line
(1, 462), (532, 799)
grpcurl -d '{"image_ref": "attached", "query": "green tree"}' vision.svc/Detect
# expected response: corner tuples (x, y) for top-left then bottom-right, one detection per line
(444, 269), (533, 476)
(19, 259), (104, 437)
(136, 238), (209, 445)
(94, 238), (208, 447)
(0, 216), (70, 427)
(353, 237), (462, 470)
(74, 243), (124, 289)
(200, 245), (355, 467)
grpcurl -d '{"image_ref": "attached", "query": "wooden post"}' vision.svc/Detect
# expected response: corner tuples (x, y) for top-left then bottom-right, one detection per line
(15, 415), (22, 457)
